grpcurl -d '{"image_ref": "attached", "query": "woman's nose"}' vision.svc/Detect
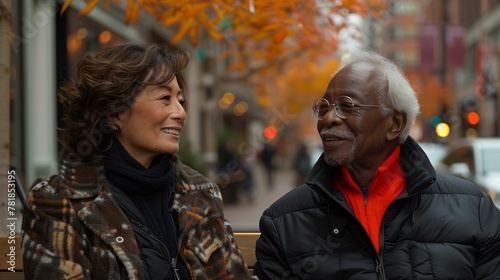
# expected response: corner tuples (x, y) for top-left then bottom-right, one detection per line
(172, 101), (186, 121)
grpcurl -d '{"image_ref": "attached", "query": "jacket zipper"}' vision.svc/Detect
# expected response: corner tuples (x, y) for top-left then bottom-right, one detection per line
(329, 196), (384, 278)
(375, 180), (433, 280)
(133, 220), (181, 280)
(376, 223), (386, 280)
(314, 154), (436, 280)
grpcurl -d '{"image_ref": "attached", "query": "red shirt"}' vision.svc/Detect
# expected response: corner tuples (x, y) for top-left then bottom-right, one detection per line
(335, 146), (405, 252)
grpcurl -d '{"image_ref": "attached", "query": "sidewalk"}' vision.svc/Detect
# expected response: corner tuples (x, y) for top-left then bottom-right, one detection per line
(223, 163), (297, 232)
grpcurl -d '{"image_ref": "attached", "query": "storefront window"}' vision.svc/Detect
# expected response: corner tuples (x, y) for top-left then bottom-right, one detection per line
(65, 8), (127, 80)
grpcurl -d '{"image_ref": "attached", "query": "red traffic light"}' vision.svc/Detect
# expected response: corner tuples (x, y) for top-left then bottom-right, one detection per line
(467, 112), (480, 125)
(263, 126), (277, 139)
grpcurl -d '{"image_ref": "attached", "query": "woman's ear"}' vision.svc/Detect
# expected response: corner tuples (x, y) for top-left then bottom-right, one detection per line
(109, 110), (132, 133)
(105, 117), (119, 131)
(387, 112), (406, 141)
(108, 113), (124, 131)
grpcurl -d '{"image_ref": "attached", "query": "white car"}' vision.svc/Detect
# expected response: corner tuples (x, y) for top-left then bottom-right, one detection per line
(437, 137), (500, 200)
(418, 142), (448, 168)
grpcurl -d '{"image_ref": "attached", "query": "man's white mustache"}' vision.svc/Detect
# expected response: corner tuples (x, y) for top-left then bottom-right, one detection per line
(320, 128), (355, 140)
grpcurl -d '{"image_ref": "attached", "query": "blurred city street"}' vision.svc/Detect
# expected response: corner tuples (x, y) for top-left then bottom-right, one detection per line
(223, 163), (297, 232)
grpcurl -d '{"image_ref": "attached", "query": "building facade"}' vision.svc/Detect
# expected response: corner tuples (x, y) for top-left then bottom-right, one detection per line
(367, 0), (500, 141)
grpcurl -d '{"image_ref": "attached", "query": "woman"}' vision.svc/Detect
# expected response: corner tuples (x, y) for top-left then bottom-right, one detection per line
(22, 43), (254, 280)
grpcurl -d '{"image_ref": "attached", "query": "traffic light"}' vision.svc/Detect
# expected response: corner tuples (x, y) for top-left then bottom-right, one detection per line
(464, 111), (479, 138)
(467, 111), (480, 126)
(430, 115), (442, 128)
(263, 126), (277, 139)
(435, 122), (450, 138)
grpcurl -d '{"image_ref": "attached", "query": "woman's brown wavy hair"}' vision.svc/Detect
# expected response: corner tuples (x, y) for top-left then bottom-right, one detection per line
(58, 43), (189, 160)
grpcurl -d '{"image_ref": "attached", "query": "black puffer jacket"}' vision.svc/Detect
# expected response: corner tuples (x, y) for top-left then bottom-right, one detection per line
(111, 185), (187, 280)
(255, 138), (500, 279)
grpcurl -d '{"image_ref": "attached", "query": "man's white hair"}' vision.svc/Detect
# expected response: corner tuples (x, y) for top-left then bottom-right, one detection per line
(339, 51), (420, 143)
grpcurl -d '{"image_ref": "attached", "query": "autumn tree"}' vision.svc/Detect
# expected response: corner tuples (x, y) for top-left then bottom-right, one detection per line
(253, 57), (342, 137)
(61, 0), (386, 75)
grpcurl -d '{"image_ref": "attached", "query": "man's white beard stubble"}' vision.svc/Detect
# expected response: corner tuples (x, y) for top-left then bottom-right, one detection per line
(320, 128), (357, 168)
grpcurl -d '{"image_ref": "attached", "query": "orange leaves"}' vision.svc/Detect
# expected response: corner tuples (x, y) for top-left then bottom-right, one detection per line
(272, 28), (288, 44)
(205, 26), (223, 42)
(150, 1), (225, 45)
(124, 0), (140, 24)
(61, 0), (386, 71)
(60, 0), (73, 15)
(171, 18), (195, 44)
(251, 57), (341, 116)
(162, 12), (184, 26)
(79, 0), (100, 14)
(261, 22), (284, 32)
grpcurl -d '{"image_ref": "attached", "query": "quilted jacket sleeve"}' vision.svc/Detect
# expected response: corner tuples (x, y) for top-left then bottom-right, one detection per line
(174, 162), (256, 280)
(254, 210), (291, 280)
(474, 194), (500, 279)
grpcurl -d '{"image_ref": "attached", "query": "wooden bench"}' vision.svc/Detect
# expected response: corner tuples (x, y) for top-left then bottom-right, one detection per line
(234, 232), (260, 273)
(0, 233), (258, 278)
(0, 235), (24, 280)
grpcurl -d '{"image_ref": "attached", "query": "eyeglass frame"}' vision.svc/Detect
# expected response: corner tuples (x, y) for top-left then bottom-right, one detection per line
(312, 96), (381, 120)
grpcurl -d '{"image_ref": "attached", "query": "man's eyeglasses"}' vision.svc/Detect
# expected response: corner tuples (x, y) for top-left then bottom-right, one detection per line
(312, 96), (381, 120)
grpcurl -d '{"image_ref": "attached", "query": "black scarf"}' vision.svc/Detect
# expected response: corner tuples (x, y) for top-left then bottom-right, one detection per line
(102, 138), (178, 256)
(102, 139), (175, 194)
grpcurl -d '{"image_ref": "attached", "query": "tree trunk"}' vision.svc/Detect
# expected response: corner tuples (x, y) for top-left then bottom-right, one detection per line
(0, 0), (12, 236)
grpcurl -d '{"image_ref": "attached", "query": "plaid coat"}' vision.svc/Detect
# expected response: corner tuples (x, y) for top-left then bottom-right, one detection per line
(22, 151), (254, 280)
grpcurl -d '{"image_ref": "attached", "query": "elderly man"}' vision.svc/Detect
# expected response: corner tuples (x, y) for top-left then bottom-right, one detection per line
(254, 51), (500, 279)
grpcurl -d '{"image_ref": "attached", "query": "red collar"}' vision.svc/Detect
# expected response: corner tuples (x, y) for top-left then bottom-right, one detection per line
(335, 145), (405, 252)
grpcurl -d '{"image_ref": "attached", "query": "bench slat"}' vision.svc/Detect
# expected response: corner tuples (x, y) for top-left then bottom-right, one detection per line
(234, 232), (259, 269)
(1, 234), (257, 275)
(0, 272), (25, 280)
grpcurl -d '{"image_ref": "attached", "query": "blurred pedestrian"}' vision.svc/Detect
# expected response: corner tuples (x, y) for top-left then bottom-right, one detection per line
(254, 51), (500, 279)
(260, 142), (277, 189)
(293, 142), (311, 185)
(217, 140), (253, 204)
(240, 153), (256, 203)
(22, 43), (254, 280)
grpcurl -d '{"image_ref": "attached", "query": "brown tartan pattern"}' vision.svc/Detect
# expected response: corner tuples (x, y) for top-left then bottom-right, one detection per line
(22, 151), (255, 280)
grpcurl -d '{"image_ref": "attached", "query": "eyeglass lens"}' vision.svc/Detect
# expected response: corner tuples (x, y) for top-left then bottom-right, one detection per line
(314, 97), (354, 119)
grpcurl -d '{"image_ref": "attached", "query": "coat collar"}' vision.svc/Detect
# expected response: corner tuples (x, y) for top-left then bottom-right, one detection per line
(58, 150), (106, 198)
(58, 150), (144, 279)
(306, 136), (436, 197)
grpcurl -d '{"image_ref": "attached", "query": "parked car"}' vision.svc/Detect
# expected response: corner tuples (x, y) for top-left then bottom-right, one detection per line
(436, 137), (500, 200)
(418, 142), (448, 168)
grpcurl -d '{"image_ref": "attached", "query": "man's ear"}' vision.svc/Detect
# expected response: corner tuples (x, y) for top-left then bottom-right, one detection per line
(387, 112), (406, 141)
